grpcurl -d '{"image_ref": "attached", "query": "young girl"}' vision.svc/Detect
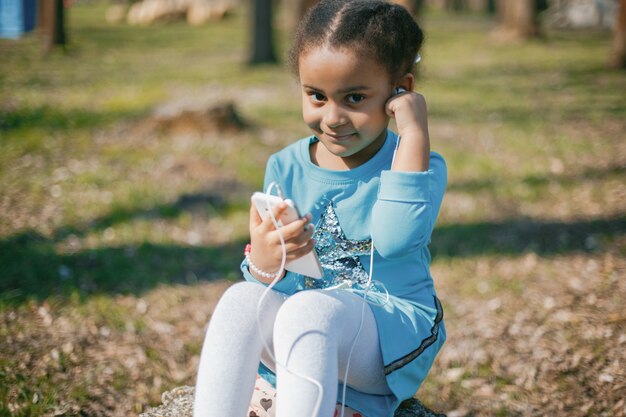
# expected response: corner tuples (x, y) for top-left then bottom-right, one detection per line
(193, 0), (446, 416)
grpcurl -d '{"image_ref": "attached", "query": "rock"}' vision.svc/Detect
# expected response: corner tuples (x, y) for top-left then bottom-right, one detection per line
(105, 4), (129, 24)
(187, 0), (233, 25)
(134, 100), (247, 137)
(396, 397), (447, 417)
(544, 0), (618, 30)
(125, 0), (236, 26)
(141, 386), (195, 417)
(140, 386), (446, 417)
(127, 0), (188, 26)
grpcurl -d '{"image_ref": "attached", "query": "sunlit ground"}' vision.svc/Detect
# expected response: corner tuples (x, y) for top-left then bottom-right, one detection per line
(1, 3), (625, 416)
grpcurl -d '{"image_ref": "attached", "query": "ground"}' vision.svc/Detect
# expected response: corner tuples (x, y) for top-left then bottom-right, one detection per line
(0, 4), (625, 417)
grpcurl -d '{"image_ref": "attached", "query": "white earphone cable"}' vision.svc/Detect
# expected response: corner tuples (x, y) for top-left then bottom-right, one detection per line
(255, 131), (399, 416)
(254, 182), (324, 417)
(337, 133), (400, 417)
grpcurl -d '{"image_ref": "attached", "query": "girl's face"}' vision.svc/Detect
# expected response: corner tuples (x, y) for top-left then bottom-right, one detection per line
(298, 45), (394, 169)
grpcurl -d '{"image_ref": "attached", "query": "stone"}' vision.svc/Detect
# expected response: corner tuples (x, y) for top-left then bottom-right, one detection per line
(133, 100), (247, 137)
(125, 0), (236, 26)
(544, 0), (618, 30)
(139, 386), (447, 417)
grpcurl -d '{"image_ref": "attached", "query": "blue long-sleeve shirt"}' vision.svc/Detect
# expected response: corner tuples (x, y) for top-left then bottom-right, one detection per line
(241, 130), (447, 417)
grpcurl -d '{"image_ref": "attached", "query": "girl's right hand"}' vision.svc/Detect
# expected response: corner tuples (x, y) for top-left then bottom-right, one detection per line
(248, 198), (315, 283)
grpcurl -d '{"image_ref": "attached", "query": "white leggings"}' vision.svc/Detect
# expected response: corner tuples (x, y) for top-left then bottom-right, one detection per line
(193, 281), (391, 417)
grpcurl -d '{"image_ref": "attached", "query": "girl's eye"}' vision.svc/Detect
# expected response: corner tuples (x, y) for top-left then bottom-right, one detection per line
(309, 92), (326, 103)
(346, 94), (365, 104)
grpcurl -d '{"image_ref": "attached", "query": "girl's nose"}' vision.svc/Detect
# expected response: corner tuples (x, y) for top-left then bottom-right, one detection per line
(323, 102), (347, 128)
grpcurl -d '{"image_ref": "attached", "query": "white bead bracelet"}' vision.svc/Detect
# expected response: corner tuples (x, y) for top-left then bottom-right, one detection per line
(245, 253), (279, 280)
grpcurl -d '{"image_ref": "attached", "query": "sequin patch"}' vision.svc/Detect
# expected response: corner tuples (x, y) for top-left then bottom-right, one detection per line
(306, 202), (372, 290)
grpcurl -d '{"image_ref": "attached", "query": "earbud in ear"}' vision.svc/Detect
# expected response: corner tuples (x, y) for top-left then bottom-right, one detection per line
(394, 87), (407, 95)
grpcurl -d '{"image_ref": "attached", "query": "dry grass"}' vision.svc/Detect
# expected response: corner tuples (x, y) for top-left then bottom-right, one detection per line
(1, 4), (625, 417)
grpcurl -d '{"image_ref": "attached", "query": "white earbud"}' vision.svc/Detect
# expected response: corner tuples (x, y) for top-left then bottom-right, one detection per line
(394, 87), (406, 95)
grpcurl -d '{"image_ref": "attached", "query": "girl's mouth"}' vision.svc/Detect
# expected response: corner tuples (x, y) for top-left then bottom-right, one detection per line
(324, 131), (356, 141)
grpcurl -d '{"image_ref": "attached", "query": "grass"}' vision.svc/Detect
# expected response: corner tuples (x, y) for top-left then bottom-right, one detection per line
(1, 2), (625, 416)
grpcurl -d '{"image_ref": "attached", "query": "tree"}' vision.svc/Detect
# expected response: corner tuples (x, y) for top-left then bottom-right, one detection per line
(609, 0), (626, 69)
(394, 0), (425, 16)
(290, 0), (424, 30)
(37, 0), (66, 55)
(294, 0), (320, 27)
(445, 0), (466, 12)
(249, 0), (277, 64)
(492, 0), (540, 42)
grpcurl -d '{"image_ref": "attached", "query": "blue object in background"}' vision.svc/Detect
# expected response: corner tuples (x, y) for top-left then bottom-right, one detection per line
(23, 0), (37, 31)
(1, 0), (38, 39)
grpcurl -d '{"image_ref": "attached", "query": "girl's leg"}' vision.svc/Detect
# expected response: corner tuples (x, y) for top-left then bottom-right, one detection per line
(273, 289), (390, 417)
(193, 281), (287, 417)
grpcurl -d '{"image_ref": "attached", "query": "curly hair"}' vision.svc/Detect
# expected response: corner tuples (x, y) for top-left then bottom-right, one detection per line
(288, 0), (424, 81)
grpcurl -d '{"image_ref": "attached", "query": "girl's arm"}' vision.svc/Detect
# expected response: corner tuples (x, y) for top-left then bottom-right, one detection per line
(386, 90), (430, 172)
(371, 155), (446, 259)
(240, 156), (312, 293)
(371, 91), (446, 259)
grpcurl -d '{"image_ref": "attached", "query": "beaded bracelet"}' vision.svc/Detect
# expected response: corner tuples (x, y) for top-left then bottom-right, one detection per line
(245, 254), (279, 280)
(244, 244), (279, 280)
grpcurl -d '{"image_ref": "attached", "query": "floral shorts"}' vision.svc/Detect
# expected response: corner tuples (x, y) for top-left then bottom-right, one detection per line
(248, 374), (363, 417)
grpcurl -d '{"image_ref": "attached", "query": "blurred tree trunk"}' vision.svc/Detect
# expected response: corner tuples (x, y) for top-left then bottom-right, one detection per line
(445, 0), (465, 12)
(249, 0), (277, 64)
(415, 0), (426, 16)
(38, 0), (66, 55)
(391, 0), (425, 16)
(609, 0), (626, 69)
(290, 0), (424, 30)
(294, 0), (319, 24)
(493, 0), (540, 41)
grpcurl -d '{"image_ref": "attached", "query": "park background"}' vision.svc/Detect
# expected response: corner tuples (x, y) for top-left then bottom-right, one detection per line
(1, 0), (625, 416)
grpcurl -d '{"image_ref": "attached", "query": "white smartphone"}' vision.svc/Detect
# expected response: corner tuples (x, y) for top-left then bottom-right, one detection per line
(251, 192), (323, 279)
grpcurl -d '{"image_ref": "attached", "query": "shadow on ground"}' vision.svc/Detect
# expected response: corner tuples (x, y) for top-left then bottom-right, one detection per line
(435, 163), (626, 257)
(0, 188), (250, 305)
(2, 181), (624, 304)
(430, 214), (625, 259)
(447, 163), (625, 193)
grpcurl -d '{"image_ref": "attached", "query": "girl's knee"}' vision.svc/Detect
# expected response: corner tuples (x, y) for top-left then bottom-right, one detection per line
(274, 290), (342, 336)
(213, 281), (286, 329)
(213, 281), (266, 319)
(220, 281), (265, 304)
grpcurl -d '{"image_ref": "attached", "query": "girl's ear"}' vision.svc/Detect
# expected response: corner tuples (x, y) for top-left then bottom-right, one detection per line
(395, 73), (415, 93)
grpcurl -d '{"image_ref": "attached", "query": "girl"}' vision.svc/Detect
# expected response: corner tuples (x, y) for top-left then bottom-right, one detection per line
(193, 0), (446, 416)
